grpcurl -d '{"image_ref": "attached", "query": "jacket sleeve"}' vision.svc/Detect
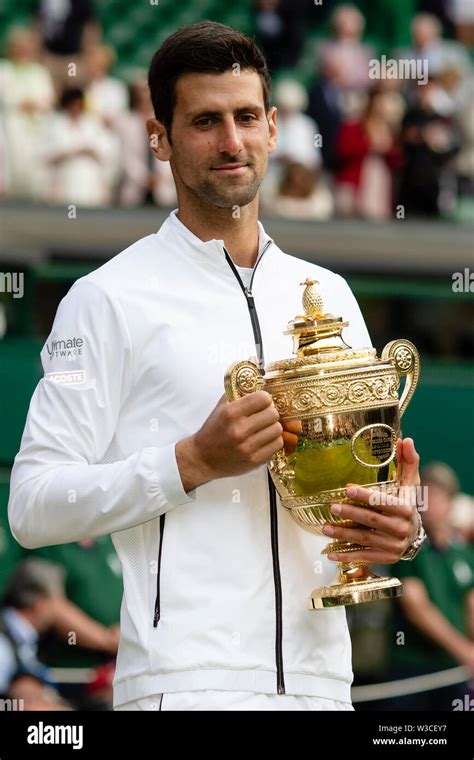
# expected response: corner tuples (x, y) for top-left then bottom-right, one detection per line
(8, 279), (195, 550)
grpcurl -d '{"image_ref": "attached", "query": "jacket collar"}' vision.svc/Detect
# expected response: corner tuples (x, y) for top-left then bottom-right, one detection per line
(161, 208), (273, 265)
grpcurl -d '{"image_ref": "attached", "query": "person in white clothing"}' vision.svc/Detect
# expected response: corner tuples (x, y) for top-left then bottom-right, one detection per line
(8, 21), (424, 712)
(39, 87), (119, 207)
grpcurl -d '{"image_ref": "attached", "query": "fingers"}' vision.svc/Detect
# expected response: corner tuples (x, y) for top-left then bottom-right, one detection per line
(322, 523), (406, 555)
(326, 548), (402, 564)
(329, 500), (411, 537)
(228, 390), (274, 418)
(281, 419), (302, 435)
(246, 421), (284, 452)
(244, 403), (281, 436)
(282, 430), (298, 455)
(340, 485), (412, 518)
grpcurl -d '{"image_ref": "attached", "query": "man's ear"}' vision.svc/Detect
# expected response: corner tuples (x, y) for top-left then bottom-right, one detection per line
(267, 106), (277, 156)
(146, 118), (172, 161)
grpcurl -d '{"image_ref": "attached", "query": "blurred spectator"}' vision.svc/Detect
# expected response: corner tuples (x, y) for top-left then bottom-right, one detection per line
(262, 78), (321, 202)
(389, 462), (474, 711)
(253, 0), (308, 73)
(451, 491), (474, 544)
(273, 162), (334, 220)
(420, 0), (474, 44)
(0, 27), (55, 199)
(418, 0), (456, 37)
(306, 50), (346, 170)
(116, 78), (176, 207)
(333, 88), (401, 219)
(450, 0), (474, 45)
(317, 4), (375, 104)
(0, 558), (70, 709)
(455, 97), (474, 199)
(38, 87), (119, 207)
(84, 45), (128, 127)
(398, 78), (460, 217)
(395, 13), (471, 107)
(32, 536), (122, 670)
(38, 0), (100, 93)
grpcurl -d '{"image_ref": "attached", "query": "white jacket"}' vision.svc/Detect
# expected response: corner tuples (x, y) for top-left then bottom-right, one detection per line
(8, 210), (371, 707)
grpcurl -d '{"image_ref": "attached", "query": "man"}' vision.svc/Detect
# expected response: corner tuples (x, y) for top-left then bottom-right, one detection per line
(0, 558), (69, 709)
(390, 462), (474, 710)
(8, 21), (424, 712)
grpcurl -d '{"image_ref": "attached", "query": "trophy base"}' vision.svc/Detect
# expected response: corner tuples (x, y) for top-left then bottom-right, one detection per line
(308, 564), (403, 609)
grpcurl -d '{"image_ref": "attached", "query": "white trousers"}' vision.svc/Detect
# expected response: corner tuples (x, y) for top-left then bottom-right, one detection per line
(114, 690), (354, 711)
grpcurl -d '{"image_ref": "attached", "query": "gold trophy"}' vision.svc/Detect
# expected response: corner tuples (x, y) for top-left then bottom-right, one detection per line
(224, 279), (420, 609)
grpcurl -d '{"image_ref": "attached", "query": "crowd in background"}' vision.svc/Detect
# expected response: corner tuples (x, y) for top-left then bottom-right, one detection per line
(0, 0), (472, 713)
(0, 1), (473, 220)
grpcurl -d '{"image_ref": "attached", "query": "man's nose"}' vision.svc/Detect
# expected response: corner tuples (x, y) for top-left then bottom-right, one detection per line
(218, 120), (243, 155)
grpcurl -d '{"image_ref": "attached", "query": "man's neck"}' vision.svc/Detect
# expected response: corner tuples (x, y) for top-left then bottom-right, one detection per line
(176, 197), (260, 268)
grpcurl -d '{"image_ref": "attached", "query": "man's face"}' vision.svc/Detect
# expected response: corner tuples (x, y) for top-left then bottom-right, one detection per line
(152, 69), (277, 209)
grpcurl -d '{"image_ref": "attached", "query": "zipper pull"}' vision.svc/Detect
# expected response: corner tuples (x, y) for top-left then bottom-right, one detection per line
(153, 600), (160, 628)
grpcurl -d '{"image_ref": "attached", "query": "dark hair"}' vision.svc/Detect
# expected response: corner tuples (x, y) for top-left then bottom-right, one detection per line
(2, 559), (64, 610)
(59, 87), (84, 110)
(148, 21), (272, 140)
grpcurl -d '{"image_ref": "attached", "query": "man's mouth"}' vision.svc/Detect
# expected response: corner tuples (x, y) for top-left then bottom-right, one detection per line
(210, 164), (249, 175)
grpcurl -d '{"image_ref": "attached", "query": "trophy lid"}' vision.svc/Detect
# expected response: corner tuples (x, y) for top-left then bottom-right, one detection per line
(266, 279), (377, 374)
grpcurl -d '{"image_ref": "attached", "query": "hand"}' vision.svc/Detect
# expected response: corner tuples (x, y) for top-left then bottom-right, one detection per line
(322, 438), (421, 564)
(194, 390), (283, 479)
(177, 388), (284, 492)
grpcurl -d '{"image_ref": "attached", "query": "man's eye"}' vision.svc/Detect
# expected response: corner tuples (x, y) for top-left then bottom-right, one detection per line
(195, 118), (213, 127)
(239, 114), (256, 122)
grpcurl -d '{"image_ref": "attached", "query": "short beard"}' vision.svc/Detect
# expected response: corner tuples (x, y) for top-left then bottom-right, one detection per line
(186, 167), (263, 209)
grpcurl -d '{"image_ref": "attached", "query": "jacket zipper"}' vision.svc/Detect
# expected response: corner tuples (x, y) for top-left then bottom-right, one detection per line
(153, 514), (166, 627)
(224, 240), (286, 696)
(151, 238), (286, 696)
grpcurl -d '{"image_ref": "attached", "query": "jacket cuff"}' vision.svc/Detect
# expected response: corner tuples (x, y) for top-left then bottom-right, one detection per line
(155, 442), (196, 507)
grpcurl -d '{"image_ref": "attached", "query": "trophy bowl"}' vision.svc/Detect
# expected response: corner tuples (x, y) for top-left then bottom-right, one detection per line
(224, 279), (420, 609)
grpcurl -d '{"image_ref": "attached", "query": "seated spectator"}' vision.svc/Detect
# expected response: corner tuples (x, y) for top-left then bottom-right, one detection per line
(395, 13), (471, 106)
(32, 536), (122, 671)
(262, 79), (321, 203)
(0, 558), (70, 709)
(317, 5), (375, 100)
(455, 97), (474, 200)
(0, 26), (55, 199)
(273, 162), (334, 220)
(333, 88), (401, 220)
(116, 78), (177, 207)
(38, 87), (120, 207)
(253, 0), (307, 73)
(389, 462), (474, 711)
(84, 44), (128, 128)
(306, 50), (346, 170)
(38, 0), (101, 94)
(449, 0), (474, 45)
(398, 78), (460, 218)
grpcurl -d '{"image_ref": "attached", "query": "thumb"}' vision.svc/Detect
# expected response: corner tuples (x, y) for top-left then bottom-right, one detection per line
(398, 437), (421, 487)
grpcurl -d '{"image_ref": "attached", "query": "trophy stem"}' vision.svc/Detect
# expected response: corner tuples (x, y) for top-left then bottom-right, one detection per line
(308, 561), (403, 609)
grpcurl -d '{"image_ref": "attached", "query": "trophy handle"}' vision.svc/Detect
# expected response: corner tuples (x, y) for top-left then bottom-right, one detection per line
(381, 339), (420, 418)
(224, 360), (265, 401)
